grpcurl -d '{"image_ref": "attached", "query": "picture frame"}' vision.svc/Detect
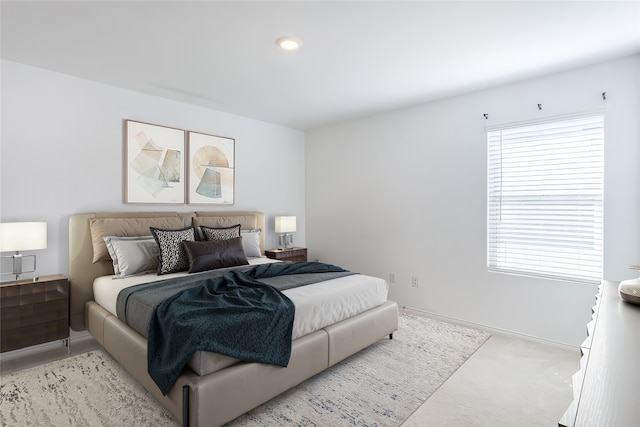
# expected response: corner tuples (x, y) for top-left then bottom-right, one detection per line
(125, 120), (185, 204)
(187, 131), (235, 205)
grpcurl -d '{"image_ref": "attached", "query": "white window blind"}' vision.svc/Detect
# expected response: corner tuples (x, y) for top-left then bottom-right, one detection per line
(487, 114), (604, 284)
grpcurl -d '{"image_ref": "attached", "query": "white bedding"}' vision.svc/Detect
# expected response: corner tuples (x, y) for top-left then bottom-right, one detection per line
(93, 257), (276, 318)
(93, 257), (389, 341)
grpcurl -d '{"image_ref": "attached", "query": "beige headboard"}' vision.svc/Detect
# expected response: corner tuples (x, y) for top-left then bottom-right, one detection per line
(69, 211), (265, 331)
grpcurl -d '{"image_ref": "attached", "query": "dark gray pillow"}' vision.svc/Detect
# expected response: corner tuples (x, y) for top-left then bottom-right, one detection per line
(182, 237), (249, 273)
(150, 226), (196, 275)
(200, 224), (241, 241)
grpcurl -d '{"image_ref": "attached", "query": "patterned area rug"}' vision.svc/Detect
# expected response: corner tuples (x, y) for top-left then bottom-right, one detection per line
(0, 349), (176, 427)
(0, 312), (489, 427)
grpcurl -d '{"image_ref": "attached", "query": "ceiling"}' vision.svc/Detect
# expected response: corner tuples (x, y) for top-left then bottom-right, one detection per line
(2, 1), (639, 130)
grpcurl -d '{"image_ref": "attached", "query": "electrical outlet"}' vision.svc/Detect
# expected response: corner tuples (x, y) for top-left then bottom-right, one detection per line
(411, 276), (419, 287)
(389, 273), (396, 284)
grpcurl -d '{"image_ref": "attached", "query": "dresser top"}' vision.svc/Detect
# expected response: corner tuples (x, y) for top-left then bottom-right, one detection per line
(0, 274), (66, 288)
(574, 280), (640, 426)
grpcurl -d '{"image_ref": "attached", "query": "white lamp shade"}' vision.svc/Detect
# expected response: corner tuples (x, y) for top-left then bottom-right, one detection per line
(275, 216), (296, 233)
(0, 222), (47, 252)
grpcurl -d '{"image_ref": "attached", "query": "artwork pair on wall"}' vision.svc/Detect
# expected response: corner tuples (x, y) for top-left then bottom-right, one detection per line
(125, 120), (235, 205)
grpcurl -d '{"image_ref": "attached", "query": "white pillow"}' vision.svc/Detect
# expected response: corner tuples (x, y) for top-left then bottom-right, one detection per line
(103, 236), (160, 278)
(241, 229), (262, 258)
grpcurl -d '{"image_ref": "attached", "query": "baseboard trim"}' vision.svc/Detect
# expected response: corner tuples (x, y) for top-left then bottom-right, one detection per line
(402, 306), (580, 352)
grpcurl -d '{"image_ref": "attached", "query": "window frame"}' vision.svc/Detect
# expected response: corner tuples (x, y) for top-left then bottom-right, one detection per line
(486, 112), (605, 284)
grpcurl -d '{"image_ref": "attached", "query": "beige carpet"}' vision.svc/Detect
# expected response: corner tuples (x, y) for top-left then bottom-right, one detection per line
(0, 313), (490, 426)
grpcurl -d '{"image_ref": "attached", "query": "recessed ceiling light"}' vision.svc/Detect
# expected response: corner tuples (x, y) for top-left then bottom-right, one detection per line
(276, 36), (302, 51)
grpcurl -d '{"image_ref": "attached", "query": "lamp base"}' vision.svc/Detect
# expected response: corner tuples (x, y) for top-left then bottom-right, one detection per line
(278, 233), (294, 250)
(1, 252), (37, 282)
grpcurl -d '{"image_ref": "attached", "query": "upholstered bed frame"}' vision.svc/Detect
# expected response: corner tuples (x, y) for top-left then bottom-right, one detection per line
(69, 211), (398, 427)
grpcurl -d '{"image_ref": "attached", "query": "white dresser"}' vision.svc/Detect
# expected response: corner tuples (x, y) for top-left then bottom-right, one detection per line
(559, 280), (640, 426)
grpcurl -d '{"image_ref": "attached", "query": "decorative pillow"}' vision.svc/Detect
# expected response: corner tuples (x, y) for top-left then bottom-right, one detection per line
(200, 224), (241, 241)
(241, 229), (262, 257)
(150, 226), (196, 275)
(103, 236), (159, 277)
(182, 237), (249, 273)
(89, 216), (183, 263)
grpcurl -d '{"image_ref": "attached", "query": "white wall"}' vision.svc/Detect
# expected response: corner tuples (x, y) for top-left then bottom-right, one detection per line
(0, 60), (306, 278)
(2, 56), (638, 347)
(306, 55), (640, 347)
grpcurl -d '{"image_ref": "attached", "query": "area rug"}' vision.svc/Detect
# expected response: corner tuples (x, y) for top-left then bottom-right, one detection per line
(0, 312), (490, 427)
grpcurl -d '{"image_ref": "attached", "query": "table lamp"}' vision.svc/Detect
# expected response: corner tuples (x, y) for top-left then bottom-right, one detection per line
(0, 222), (47, 281)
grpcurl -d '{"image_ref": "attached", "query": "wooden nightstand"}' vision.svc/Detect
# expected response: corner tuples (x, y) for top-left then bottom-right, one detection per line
(0, 274), (69, 353)
(265, 247), (308, 262)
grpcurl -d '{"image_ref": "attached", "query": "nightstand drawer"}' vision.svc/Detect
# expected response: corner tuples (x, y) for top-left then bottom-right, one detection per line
(0, 318), (68, 353)
(1, 279), (67, 308)
(265, 247), (308, 262)
(1, 299), (68, 330)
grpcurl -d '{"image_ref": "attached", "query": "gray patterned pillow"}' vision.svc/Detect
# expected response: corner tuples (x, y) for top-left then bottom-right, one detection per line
(200, 224), (241, 241)
(150, 226), (196, 275)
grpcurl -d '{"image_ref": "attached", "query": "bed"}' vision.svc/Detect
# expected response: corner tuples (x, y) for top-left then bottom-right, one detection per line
(69, 211), (398, 426)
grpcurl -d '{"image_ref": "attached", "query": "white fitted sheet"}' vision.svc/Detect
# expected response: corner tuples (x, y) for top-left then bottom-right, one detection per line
(93, 257), (276, 319)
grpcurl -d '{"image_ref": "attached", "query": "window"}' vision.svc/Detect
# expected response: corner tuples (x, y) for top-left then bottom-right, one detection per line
(487, 114), (604, 283)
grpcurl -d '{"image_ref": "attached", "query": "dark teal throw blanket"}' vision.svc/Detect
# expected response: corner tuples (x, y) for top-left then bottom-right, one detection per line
(147, 262), (349, 395)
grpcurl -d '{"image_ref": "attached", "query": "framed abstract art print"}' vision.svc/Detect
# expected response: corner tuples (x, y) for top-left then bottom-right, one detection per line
(125, 120), (185, 204)
(187, 131), (235, 205)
